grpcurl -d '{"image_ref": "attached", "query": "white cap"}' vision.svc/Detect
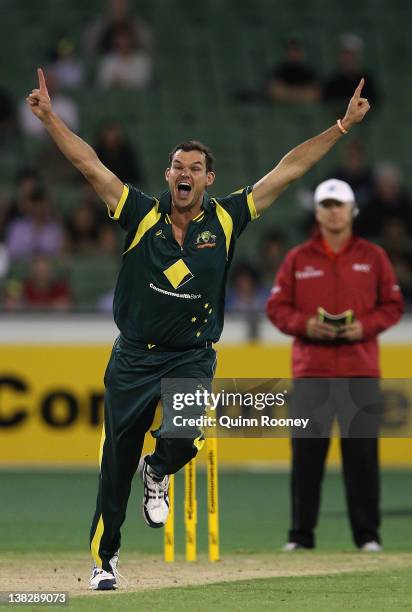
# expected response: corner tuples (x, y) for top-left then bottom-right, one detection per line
(339, 33), (364, 53)
(314, 179), (355, 206)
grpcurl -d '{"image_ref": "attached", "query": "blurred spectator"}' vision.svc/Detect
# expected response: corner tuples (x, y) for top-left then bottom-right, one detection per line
(0, 168), (43, 240)
(4, 255), (71, 311)
(65, 194), (120, 256)
(95, 121), (143, 184)
(95, 226), (121, 313)
(258, 229), (288, 291)
(98, 225), (119, 256)
(65, 203), (102, 254)
(97, 288), (114, 312)
(328, 138), (374, 209)
(65, 183), (107, 253)
(19, 71), (79, 138)
(355, 162), (412, 239)
(387, 252), (412, 310)
(32, 71), (80, 184)
(267, 38), (320, 104)
(0, 83), (16, 140)
(97, 23), (153, 89)
(48, 37), (84, 89)
(5, 188), (64, 261)
(0, 243), (9, 282)
(322, 34), (380, 115)
(84, 0), (153, 56)
(376, 218), (412, 309)
(226, 262), (267, 312)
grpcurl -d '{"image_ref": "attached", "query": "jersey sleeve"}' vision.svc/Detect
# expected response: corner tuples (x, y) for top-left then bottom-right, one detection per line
(216, 186), (259, 238)
(107, 184), (156, 232)
(266, 249), (309, 337)
(357, 247), (404, 339)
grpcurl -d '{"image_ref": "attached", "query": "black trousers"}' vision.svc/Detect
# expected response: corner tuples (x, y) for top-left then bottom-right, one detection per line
(90, 335), (216, 571)
(288, 378), (382, 549)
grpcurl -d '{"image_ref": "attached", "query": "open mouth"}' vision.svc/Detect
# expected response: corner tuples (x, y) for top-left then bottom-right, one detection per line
(177, 182), (192, 197)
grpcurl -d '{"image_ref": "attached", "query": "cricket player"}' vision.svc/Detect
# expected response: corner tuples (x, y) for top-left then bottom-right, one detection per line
(27, 68), (369, 590)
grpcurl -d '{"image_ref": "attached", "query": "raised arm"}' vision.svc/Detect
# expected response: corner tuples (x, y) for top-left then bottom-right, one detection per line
(253, 79), (370, 213)
(27, 68), (123, 213)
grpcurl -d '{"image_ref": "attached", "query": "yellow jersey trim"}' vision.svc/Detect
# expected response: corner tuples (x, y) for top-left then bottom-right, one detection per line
(214, 200), (233, 258)
(192, 211), (204, 222)
(247, 190), (259, 220)
(108, 184), (129, 220)
(124, 200), (161, 254)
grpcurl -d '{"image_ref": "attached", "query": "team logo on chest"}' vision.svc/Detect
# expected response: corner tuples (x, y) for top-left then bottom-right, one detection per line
(195, 230), (217, 249)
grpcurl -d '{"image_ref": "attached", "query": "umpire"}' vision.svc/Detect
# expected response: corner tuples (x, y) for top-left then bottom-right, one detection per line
(267, 178), (404, 551)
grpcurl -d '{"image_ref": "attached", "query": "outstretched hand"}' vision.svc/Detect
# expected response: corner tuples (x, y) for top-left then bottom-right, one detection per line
(26, 68), (52, 121)
(342, 78), (370, 129)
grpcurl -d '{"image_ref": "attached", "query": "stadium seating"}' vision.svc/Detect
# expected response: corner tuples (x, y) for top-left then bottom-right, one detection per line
(0, 0), (411, 306)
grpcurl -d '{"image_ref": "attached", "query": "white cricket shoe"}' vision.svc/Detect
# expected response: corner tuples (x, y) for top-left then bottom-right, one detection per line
(89, 552), (119, 591)
(360, 541), (383, 552)
(139, 455), (170, 528)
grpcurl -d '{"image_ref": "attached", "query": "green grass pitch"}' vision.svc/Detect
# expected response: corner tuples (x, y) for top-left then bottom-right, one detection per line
(0, 469), (411, 610)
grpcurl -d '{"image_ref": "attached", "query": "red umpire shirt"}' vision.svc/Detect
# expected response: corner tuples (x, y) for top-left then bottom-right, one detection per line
(267, 232), (404, 377)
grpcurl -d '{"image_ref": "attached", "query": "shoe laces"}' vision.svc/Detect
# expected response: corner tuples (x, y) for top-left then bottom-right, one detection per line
(110, 553), (129, 588)
(145, 466), (169, 502)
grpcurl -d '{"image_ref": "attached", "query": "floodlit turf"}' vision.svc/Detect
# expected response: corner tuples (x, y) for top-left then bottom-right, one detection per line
(66, 567), (412, 611)
(0, 470), (411, 556)
(1, 469), (411, 610)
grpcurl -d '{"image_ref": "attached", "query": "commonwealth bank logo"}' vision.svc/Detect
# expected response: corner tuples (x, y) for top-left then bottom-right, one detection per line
(163, 259), (194, 289)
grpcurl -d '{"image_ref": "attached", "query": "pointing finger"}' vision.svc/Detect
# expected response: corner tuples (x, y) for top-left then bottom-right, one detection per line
(37, 68), (47, 93)
(353, 77), (365, 99)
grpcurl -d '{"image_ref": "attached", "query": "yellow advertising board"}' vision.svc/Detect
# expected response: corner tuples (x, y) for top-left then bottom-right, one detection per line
(0, 344), (411, 467)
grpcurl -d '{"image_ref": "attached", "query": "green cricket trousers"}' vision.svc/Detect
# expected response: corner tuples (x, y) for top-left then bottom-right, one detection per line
(90, 334), (217, 571)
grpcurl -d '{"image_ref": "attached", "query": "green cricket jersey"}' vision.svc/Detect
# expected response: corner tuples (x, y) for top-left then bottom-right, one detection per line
(108, 184), (259, 349)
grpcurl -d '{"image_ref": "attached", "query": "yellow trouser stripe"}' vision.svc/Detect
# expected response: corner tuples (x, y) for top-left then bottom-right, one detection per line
(98, 423), (105, 467)
(108, 184), (129, 220)
(91, 514), (104, 568)
(124, 201), (161, 254)
(91, 422), (107, 568)
(214, 200), (233, 258)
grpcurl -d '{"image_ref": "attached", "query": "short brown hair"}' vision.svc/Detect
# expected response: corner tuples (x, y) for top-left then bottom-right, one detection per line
(168, 140), (215, 173)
